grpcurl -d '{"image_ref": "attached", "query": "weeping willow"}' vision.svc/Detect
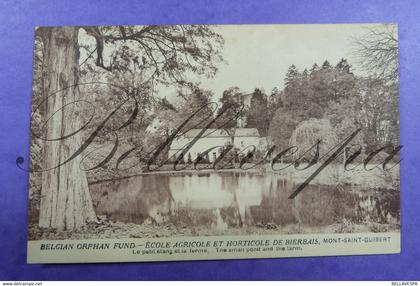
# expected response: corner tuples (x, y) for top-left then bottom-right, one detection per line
(289, 118), (339, 162)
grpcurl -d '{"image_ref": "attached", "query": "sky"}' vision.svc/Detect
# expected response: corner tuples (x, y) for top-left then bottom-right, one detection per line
(159, 23), (391, 101)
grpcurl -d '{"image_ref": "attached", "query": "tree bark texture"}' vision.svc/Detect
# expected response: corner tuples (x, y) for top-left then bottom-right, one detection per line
(39, 27), (97, 231)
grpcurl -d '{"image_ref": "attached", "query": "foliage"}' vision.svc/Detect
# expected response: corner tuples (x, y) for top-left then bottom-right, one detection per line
(174, 88), (216, 131)
(216, 87), (243, 129)
(324, 96), (366, 156)
(268, 108), (300, 151)
(246, 88), (271, 136)
(289, 118), (339, 162)
(269, 59), (355, 150)
(73, 25), (225, 88)
(31, 25), (225, 186)
(31, 25), (400, 178)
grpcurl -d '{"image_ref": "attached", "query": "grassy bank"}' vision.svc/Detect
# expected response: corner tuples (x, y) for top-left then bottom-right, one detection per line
(28, 215), (399, 240)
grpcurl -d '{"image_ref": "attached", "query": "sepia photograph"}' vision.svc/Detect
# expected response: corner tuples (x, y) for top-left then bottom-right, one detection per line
(26, 23), (400, 260)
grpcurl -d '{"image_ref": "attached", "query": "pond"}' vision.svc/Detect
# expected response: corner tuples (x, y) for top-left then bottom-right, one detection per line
(89, 172), (399, 233)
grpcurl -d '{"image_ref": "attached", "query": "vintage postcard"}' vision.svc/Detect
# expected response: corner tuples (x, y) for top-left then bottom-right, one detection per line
(26, 23), (400, 263)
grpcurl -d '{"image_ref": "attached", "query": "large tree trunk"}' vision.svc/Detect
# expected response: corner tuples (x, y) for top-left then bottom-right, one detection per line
(39, 27), (97, 231)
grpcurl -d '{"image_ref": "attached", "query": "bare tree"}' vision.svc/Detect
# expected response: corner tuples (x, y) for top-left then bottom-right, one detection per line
(353, 24), (398, 83)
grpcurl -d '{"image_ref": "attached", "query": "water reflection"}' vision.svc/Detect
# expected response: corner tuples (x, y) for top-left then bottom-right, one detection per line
(90, 172), (399, 231)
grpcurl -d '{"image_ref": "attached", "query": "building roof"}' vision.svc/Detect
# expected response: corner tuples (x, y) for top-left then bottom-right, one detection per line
(234, 92), (253, 99)
(181, 128), (260, 138)
(182, 128), (230, 138)
(234, 128), (260, 137)
(169, 129), (230, 151)
(169, 128), (261, 151)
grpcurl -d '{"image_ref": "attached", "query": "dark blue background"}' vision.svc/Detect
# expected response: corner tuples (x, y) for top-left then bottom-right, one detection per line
(0, 0), (419, 280)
